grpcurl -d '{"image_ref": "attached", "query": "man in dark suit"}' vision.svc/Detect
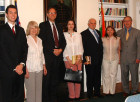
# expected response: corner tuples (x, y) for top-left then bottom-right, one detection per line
(117, 16), (140, 97)
(0, 5), (28, 102)
(39, 7), (66, 102)
(81, 18), (103, 98)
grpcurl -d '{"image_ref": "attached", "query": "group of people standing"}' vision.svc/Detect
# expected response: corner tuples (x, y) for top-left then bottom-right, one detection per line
(0, 4), (140, 102)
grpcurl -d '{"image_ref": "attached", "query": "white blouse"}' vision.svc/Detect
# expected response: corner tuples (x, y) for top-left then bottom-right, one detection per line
(26, 35), (45, 72)
(63, 32), (84, 61)
(102, 36), (120, 61)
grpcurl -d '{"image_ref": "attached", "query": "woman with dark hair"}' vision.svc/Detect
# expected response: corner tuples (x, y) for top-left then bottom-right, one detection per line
(63, 19), (83, 101)
(102, 26), (121, 95)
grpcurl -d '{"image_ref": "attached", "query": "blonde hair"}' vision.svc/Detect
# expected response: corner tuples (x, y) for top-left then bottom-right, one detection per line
(26, 21), (40, 36)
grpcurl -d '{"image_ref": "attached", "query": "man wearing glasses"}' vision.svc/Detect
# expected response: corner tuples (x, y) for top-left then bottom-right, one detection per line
(117, 16), (140, 97)
(39, 7), (66, 102)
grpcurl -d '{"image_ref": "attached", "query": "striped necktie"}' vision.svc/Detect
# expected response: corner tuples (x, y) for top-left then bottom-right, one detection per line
(93, 30), (99, 43)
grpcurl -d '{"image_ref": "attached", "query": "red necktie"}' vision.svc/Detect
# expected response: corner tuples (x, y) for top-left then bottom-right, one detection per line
(52, 23), (59, 48)
(12, 26), (15, 35)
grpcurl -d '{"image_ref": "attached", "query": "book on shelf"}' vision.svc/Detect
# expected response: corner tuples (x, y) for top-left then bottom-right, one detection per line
(0, 6), (5, 11)
(99, 0), (126, 3)
(0, 13), (5, 25)
(99, 8), (127, 16)
(99, 20), (124, 29)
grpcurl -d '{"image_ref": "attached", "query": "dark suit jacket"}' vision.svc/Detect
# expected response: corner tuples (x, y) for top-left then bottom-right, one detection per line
(0, 23), (28, 77)
(81, 29), (103, 65)
(39, 21), (66, 68)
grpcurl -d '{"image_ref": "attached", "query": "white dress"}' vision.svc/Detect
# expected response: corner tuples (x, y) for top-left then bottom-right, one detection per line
(102, 36), (120, 94)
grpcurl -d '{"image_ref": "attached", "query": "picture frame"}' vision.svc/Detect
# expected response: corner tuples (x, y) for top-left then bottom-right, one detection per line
(43, 0), (77, 31)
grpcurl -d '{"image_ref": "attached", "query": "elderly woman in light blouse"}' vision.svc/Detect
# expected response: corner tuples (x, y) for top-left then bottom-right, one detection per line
(63, 19), (83, 101)
(25, 21), (47, 102)
(102, 26), (120, 96)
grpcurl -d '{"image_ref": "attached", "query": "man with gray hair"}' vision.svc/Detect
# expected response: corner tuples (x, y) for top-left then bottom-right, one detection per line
(81, 18), (103, 98)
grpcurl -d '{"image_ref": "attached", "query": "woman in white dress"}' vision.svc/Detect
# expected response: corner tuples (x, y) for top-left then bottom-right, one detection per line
(102, 26), (120, 95)
(25, 21), (47, 102)
(63, 19), (83, 101)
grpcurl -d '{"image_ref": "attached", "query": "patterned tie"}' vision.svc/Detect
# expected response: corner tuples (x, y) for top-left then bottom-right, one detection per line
(126, 30), (129, 40)
(12, 26), (15, 35)
(93, 30), (99, 43)
(52, 23), (59, 48)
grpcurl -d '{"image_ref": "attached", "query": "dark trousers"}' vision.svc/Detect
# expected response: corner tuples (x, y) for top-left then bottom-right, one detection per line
(42, 58), (62, 102)
(85, 64), (101, 96)
(0, 72), (24, 102)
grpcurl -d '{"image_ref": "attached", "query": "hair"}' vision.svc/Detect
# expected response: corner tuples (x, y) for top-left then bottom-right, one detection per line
(123, 16), (132, 21)
(6, 5), (17, 14)
(88, 18), (96, 24)
(65, 19), (77, 32)
(26, 21), (40, 36)
(105, 26), (117, 38)
(47, 7), (57, 13)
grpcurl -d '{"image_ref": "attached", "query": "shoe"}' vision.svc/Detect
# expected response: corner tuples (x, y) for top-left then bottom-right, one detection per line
(123, 92), (129, 97)
(94, 94), (104, 98)
(75, 98), (80, 101)
(87, 95), (93, 99)
(68, 98), (75, 102)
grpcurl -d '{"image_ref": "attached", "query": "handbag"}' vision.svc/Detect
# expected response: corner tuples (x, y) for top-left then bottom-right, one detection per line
(64, 68), (82, 83)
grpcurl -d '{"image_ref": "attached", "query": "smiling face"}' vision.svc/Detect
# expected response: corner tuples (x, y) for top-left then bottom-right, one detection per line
(106, 27), (114, 37)
(67, 20), (75, 31)
(88, 19), (96, 30)
(29, 26), (39, 36)
(47, 8), (57, 22)
(6, 8), (17, 24)
(123, 17), (132, 29)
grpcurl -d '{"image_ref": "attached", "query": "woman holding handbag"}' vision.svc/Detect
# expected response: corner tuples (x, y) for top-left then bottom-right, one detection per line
(63, 19), (84, 101)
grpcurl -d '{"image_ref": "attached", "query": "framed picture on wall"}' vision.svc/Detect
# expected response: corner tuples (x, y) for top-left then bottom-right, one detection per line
(44, 0), (76, 31)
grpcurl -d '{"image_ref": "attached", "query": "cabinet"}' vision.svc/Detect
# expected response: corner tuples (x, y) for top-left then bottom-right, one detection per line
(0, 0), (11, 25)
(98, 0), (128, 31)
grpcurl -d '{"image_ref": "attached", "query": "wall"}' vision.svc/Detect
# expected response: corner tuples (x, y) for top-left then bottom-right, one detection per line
(12, 0), (44, 31)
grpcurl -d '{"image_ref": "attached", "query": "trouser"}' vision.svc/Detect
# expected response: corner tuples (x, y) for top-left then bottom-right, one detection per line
(102, 59), (119, 94)
(64, 61), (82, 99)
(120, 63), (139, 93)
(25, 70), (43, 102)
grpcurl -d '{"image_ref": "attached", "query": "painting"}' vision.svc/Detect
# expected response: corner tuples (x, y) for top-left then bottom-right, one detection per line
(44, 0), (76, 31)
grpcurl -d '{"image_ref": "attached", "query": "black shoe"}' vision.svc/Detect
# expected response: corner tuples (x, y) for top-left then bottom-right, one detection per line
(68, 98), (75, 102)
(94, 94), (104, 98)
(87, 95), (93, 99)
(75, 98), (80, 101)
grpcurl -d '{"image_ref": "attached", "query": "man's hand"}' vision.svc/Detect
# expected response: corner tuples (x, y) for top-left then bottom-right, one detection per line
(136, 59), (139, 64)
(53, 49), (62, 56)
(15, 64), (23, 75)
(43, 65), (47, 76)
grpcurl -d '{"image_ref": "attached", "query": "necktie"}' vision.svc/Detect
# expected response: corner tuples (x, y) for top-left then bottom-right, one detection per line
(93, 30), (99, 43)
(126, 30), (129, 40)
(52, 23), (59, 48)
(12, 26), (15, 35)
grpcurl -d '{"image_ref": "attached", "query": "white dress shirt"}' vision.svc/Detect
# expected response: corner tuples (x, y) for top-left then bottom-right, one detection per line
(63, 32), (84, 61)
(26, 35), (45, 72)
(102, 36), (120, 61)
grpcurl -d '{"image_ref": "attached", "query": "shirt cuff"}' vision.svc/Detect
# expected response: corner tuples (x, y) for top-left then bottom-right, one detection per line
(20, 62), (25, 67)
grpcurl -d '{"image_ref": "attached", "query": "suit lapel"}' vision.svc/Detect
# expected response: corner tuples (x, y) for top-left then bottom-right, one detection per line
(5, 23), (15, 38)
(88, 29), (98, 44)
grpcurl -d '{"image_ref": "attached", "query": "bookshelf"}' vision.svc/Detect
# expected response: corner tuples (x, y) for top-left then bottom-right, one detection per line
(0, 0), (11, 25)
(98, 0), (128, 31)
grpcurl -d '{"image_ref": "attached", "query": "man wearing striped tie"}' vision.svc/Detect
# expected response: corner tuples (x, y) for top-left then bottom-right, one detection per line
(117, 16), (140, 98)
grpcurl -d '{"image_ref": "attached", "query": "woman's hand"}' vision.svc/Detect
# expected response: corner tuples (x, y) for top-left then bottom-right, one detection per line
(25, 67), (29, 79)
(43, 65), (47, 76)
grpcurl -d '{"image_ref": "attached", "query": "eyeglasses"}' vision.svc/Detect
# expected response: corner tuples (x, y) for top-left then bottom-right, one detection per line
(48, 12), (56, 15)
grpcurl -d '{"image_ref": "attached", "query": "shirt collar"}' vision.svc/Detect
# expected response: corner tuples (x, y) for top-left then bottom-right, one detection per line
(124, 27), (132, 33)
(7, 22), (16, 29)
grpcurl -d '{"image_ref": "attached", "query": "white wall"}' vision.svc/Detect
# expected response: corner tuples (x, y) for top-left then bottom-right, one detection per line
(77, 0), (99, 33)
(12, 0), (44, 31)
